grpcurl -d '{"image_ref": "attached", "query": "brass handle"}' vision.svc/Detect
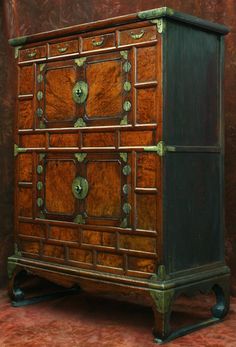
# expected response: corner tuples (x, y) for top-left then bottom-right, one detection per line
(72, 176), (89, 200)
(130, 30), (145, 40)
(92, 37), (105, 47)
(57, 44), (68, 53)
(72, 81), (88, 104)
(27, 50), (37, 58)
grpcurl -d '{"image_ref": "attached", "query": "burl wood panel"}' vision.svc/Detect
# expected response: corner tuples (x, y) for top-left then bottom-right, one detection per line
(45, 160), (76, 214)
(18, 154), (33, 182)
(136, 46), (157, 83)
(45, 66), (76, 121)
(19, 222), (46, 238)
(18, 100), (33, 129)
(18, 188), (32, 217)
(49, 133), (79, 147)
(49, 226), (79, 242)
(19, 65), (34, 95)
(136, 194), (157, 231)
(69, 248), (93, 264)
(136, 88), (157, 124)
(136, 153), (158, 188)
(86, 60), (123, 117)
(86, 161), (121, 218)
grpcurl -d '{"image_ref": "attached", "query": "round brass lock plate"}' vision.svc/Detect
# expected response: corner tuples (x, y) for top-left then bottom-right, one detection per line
(72, 81), (88, 104)
(72, 176), (89, 200)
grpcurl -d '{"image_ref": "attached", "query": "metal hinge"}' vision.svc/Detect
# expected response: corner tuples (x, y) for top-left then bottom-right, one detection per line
(14, 144), (28, 157)
(144, 141), (176, 156)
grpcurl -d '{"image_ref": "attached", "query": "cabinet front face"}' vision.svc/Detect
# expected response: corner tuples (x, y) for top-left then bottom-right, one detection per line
(16, 23), (162, 279)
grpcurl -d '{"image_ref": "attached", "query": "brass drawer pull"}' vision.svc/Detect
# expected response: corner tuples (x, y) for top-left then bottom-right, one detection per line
(27, 50), (37, 58)
(92, 37), (105, 47)
(57, 44), (68, 53)
(130, 29), (145, 40)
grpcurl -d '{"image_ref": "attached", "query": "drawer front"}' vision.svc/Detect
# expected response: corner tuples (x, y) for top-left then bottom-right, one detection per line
(19, 45), (47, 61)
(81, 33), (115, 52)
(49, 39), (79, 57)
(119, 25), (157, 46)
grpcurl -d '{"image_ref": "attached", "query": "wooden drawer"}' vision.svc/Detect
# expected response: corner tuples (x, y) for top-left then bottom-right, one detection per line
(19, 45), (47, 61)
(119, 25), (157, 46)
(81, 33), (115, 52)
(49, 39), (79, 57)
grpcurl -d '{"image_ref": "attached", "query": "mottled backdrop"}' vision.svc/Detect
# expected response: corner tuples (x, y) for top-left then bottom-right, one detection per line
(1, 0), (236, 293)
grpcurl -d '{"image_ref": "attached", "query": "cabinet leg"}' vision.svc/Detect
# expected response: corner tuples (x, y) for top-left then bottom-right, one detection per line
(8, 268), (27, 303)
(211, 282), (230, 319)
(150, 289), (175, 342)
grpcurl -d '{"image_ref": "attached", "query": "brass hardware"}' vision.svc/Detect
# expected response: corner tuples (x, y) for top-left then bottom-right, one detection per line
(39, 210), (45, 219)
(74, 214), (86, 224)
(37, 181), (43, 191)
(75, 57), (87, 67)
(92, 37), (105, 47)
(150, 289), (175, 314)
(144, 141), (176, 157)
(75, 153), (87, 162)
(120, 218), (128, 228)
(37, 198), (43, 207)
(72, 176), (89, 200)
(39, 153), (46, 161)
(39, 64), (46, 72)
(123, 101), (131, 112)
(123, 61), (131, 73)
(123, 165), (131, 176)
(124, 81), (131, 92)
(119, 153), (128, 162)
(120, 115), (128, 125)
(39, 121), (46, 129)
(14, 144), (27, 157)
(72, 81), (88, 104)
(36, 108), (43, 118)
(37, 91), (43, 101)
(120, 50), (128, 60)
(57, 44), (68, 53)
(27, 50), (37, 58)
(130, 29), (145, 40)
(151, 19), (166, 34)
(37, 165), (43, 174)
(137, 7), (174, 20)
(74, 118), (86, 128)
(123, 203), (131, 214)
(123, 184), (130, 195)
(15, 46), (22, 59)
(37, 74), (43, 83)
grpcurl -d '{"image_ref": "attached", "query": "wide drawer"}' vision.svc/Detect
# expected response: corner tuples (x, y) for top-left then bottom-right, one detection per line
(119, 25), (157, 46)
(81, 33), (116, 52)
(49, 39), (79, 57)
(19, 45), (47, 61)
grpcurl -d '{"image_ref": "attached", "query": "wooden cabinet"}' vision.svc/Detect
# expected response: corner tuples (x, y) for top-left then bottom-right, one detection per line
(9, 7), (230, 343)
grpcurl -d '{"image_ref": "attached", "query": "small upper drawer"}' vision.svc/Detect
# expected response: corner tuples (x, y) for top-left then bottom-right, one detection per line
(119, 25), (157, 46)
(19, 45), (47, 61)
(81, 33), (115, 52)
(49, 39), (79, 57)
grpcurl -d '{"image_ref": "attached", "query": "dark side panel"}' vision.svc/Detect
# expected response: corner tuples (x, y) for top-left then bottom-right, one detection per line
(164, 153), (223, 273)
(164, 20), (221, 146)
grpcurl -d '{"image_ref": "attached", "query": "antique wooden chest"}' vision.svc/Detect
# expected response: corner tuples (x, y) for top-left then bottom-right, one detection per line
(8, 7), (230, 343)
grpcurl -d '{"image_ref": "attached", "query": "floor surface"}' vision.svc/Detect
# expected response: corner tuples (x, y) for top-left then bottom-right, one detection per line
(0, 279), (235, 347)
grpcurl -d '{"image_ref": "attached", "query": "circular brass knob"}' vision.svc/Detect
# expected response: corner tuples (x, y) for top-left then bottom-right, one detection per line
(72, 176), (88, 200)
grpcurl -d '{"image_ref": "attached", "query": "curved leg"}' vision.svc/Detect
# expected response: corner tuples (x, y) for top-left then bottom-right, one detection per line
(211, 282), (230, 319)
(8, 268), (28, 303)
(150, 289), (175, 342)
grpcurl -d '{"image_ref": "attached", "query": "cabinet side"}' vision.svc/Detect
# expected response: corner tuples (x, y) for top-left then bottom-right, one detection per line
(162, 19), (226, 275)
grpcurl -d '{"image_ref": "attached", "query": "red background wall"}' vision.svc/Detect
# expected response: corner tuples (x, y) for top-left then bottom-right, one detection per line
(1, 0), (236, 293)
